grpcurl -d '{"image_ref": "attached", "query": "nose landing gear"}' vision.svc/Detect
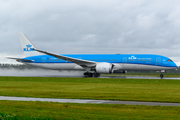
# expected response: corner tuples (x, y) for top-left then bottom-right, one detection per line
(160, 70), (165, 78)
(160, 73), (164, 78)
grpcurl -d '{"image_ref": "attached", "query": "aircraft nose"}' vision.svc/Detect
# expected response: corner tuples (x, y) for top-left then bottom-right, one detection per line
(173, 62), (178, 68)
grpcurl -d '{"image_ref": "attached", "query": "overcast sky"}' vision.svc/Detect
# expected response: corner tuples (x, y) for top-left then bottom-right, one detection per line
(1, 0), (180, 64)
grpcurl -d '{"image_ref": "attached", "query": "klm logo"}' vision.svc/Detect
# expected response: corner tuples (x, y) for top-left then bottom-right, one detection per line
(128, 56), (137, 60)
(23, 44), (35, 51)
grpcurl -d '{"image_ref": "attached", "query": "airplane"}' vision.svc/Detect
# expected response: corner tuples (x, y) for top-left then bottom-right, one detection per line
(7, 33), (177, 77)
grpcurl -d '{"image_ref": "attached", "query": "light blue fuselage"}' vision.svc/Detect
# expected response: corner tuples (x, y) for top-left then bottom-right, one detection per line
(21, 54), (177, 71)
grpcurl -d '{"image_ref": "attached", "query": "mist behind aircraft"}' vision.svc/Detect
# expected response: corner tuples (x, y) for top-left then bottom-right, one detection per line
(0, 68), (84, 77)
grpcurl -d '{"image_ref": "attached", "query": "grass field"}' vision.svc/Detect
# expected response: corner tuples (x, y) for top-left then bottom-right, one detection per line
(0, 76), (180, 119)
(0, 101), (180, 120)
(0, 77), (180, 102)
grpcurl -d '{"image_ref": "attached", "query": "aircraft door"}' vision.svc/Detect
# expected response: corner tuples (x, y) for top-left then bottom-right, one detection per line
(123, 57), (127, 63)
(42, 57), (46, 63)
(156, 57), (161, 64)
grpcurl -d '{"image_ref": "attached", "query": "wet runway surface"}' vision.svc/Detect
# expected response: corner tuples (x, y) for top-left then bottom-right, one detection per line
(0, 96), (180, 106)
(41, 75), (180, 80)
(2, 74), (180, 80)
(100, 76), (180, 80)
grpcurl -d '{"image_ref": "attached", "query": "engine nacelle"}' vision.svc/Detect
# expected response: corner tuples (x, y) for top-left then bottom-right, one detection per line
(95, 63), (113, 74)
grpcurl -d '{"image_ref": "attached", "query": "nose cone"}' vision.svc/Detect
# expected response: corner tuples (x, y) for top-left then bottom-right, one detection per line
(172, 62), (177, 68)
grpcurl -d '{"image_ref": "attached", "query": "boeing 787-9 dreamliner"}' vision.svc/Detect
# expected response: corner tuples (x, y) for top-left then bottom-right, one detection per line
(7, 33), (177, 77)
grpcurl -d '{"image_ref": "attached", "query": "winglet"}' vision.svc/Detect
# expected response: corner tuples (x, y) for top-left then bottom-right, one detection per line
(17, 33), (37, 52)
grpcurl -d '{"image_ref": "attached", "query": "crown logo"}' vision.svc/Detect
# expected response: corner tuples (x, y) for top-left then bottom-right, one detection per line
(129, 56), (137, 59)
(26, 44), (32, 48)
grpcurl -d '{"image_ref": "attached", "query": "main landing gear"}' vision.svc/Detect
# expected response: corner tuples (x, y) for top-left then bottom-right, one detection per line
(84, 72), (100, 77)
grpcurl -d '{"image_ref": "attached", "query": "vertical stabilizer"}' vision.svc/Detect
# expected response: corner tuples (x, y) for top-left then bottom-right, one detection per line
(17, 33), (37, 52)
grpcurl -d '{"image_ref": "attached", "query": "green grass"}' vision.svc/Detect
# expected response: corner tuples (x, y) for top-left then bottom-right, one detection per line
(0, 77), (180, 102)
(1, 77), (180, 119)
(0, 101), (180, 120)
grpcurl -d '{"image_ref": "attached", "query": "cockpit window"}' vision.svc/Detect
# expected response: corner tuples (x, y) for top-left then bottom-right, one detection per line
(167, 59), (173, 62)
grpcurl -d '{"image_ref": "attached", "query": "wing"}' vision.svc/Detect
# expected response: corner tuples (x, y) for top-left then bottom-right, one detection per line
(6, 57), (34, 62)
(33, 49), (96, 68)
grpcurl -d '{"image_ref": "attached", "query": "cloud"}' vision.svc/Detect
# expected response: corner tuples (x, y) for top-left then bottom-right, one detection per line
(1, 0), (180, 64)
(136, 13), (158, 29)
(168, 5), (180, 28)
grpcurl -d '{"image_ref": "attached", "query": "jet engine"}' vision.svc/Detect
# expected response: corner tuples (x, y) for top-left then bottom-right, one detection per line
(95, 63), (114, 74)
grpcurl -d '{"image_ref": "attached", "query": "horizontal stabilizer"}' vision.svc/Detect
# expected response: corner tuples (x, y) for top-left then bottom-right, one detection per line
(6, 57), (34, 62)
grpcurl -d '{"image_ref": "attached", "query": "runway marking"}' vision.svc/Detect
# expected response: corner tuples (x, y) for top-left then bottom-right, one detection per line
(0, 96), (180, 106)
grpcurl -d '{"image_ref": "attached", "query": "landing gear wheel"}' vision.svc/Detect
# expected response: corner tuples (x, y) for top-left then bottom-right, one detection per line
(88, 73), (93, 77)
(91, 73), (100, 77)
(160, 74), (163, 78)
(84, 72), (100, 77)
(94, 73), (100, 77)
(84, 73), (93, 77)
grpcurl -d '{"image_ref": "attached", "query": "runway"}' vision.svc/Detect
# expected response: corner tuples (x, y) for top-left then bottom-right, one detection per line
(2, 74), (180, 80)
(100, 76), (180, 80)
(0, 69), (180, 79)
(41, 75), (180, 80)
(0, 96), (180, 106)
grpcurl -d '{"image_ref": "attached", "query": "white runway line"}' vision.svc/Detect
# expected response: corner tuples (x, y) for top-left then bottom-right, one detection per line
(0, 96), (180, 106)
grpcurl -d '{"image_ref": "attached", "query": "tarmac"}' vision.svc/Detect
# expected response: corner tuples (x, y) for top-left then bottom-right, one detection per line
(0, 96), (180, 106)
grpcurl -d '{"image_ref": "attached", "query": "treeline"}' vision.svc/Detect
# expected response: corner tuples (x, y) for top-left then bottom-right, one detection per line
(0, 63), (179, 73)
